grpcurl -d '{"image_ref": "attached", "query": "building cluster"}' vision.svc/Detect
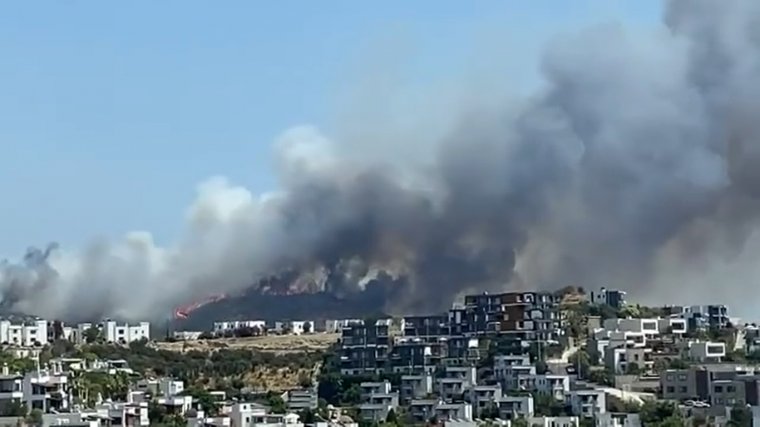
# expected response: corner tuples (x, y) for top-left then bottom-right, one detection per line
(0, 319), (150, 348)
(339, 291), (565, 376)
(173, 318), (359, 341)
(336, 291), (636, 427)
(351, 358), (643, 427)
(0, 354), (336, 427)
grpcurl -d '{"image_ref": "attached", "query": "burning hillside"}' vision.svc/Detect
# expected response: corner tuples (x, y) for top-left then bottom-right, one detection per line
(4, 0), (760, 321)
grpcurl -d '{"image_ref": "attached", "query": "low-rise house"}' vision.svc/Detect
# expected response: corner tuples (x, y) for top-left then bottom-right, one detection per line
(685, 341), (726, 363)
(409, 399), (472, 422)
(25, 366), (70, 413)
(496, 394), (534, 420)
(0, 369), (23, 412)
(465, 385), (502, 416)
(661, 364), (760, 402)
(357, 403), (392, 423)
(604, 347), (653, 374)
(94, 398), (150, 426)
(213, 320), (267, 335)
(438, 378), (467, 402)
(400, 373), (433, 404)
(443, 366), (477, 386)
(528, 416), (579, 427)
(591, 288), (627, 309)
(603, 319), (660, 338)
(595, 413), (642, 427)
(186, 409), (233, 427)
(676, 305), (730, 330)
(273, 321), (315, 335)
(493, 355), (534, 391)
(227, 402), (269, 426)
(173, 330), (203, 340)
(434, 402), (472, 421)
(283, 388), (317, 411)
(157, 394), (194, 415)
(517, 374), (570, 400)
(359, 381), (391, 400)
(323, 319), (362, 334)
(567, 389), (606, 419)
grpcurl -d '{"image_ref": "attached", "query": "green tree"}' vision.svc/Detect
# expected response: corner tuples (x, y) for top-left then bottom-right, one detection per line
(26, 409), (43, 427)
(511, 418), (529, 427)
(84, 327), (101, 344)
(183, 387), (218, 415)
(534, 394), (566, 417)
(267, 395), (287, 414)
(728, 405), (752, 427)
(1, 400), (27, 417)
(640, 400), (682, 425)
(300, 408), (317, 424)
(625, 362), (641, 375)
(385, 408), (398, 424)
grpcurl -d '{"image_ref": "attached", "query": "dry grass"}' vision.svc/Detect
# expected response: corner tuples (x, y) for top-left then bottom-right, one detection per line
(154, 333), (339, 354)
(243, 366), (313, 392)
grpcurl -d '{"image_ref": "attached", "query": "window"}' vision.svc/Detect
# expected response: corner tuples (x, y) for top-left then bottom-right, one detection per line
(666, 386), (675, 393)
(727, 386), (736, 393)
(714, 386), (723, 393)
(680, 387), (687, 393)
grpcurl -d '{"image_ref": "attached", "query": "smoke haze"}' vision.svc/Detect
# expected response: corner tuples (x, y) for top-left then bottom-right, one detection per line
(2, 0), (760, 321)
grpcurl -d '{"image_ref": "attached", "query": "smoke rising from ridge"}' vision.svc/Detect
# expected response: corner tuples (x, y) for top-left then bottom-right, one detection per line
(3, 0), (760, 321)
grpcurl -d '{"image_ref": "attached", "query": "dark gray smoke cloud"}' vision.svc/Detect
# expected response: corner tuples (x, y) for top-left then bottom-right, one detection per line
(2, 0), (760, 321)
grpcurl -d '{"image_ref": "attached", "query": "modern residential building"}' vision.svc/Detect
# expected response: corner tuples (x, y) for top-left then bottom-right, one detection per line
(461, 292), (564, 345)
(516, 374), (571, 401)
(213, 320), (266, 334)
(284, 388), (318, 412)
(685, 341), (726, 363)
(660, 364), (760, 402)
(409, 399), (472, 422)
(496, 394), (534, 420)
(596, 413), (642, 427)
(567, 389), (606, 419)
(0, 319), (48, 347)
(72, 321), (150, 344)
(591, 288), (627, 309)
(677, 305), (730, 330)
(339, 320), (392, 375)
(399, 373), (433, 405)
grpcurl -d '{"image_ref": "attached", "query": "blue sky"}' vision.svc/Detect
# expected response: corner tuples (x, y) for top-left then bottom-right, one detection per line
(0, 1), (661, 255)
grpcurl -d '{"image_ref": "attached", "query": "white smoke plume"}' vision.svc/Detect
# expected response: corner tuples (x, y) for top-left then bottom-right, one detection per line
(3, 0), (760, 321)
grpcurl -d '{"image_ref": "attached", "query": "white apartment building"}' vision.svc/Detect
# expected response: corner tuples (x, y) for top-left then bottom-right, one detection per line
(213, 320), (267, 334)
(73, 321), (150, 344)
(273, 321), (315, 335)
(0, 319), (48, 347)
(324, 319), (362, 333)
